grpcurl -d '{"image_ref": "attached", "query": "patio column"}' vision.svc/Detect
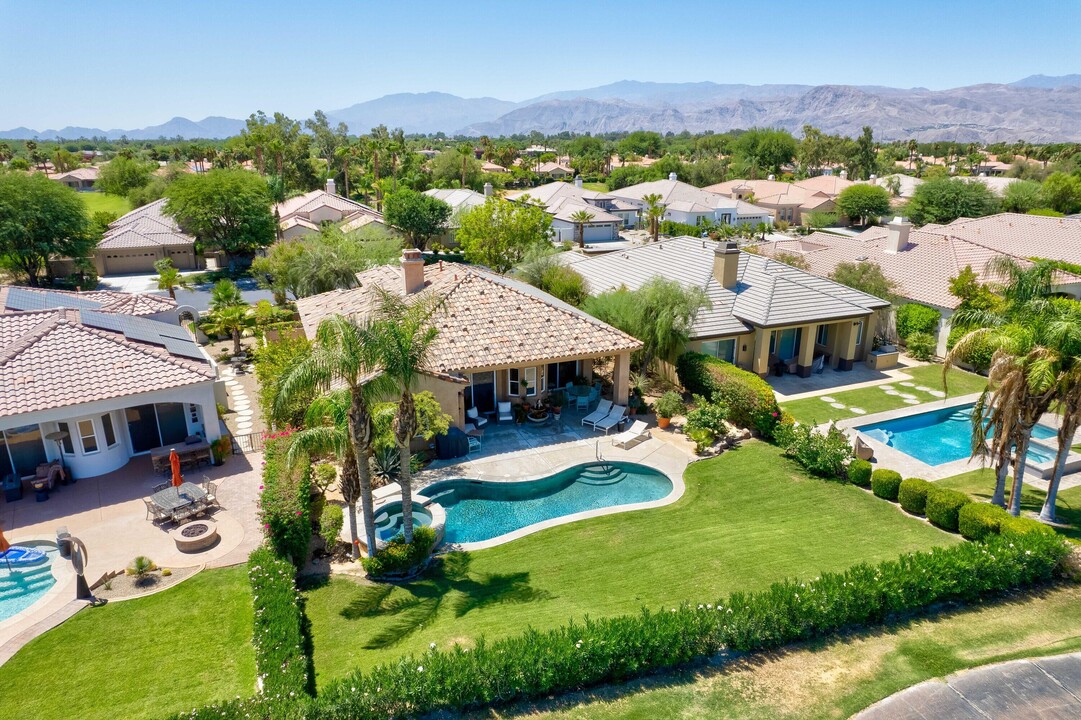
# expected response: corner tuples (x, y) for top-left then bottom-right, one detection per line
(835, 321), (859, 371)
(612, 352), (630, 405)
(581, 360), (593, 384)
(751, 329), (771, 376)
(796, 323), (816, 378)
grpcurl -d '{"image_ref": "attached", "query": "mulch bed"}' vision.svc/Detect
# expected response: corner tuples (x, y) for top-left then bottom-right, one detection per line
(93, 566), (198, 600)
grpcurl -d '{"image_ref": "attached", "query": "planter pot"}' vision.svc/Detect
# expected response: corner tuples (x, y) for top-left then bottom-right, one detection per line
(657, 417), (671, 428)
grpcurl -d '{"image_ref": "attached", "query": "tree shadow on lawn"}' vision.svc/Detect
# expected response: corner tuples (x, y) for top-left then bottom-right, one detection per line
(332, 552), (553, 649)
(455, 585), (1069, 720)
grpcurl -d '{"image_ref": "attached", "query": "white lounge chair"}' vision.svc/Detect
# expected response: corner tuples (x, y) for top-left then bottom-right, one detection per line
(612, 420), (650, 449)
(581, 399), (614, 429)
(812, 355), (825, 374)
(594, 405), (627, 435)
(497, 401), (513, 422)
(466, 407), (488, 428)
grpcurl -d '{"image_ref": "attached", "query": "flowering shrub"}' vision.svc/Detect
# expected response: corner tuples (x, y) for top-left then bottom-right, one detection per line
(361, 526), (436, 578)
(926, 487), (972, 532)
(773, 422), (852, 480)
(898, 478), (934, 515)
(174, 532), (1067, 720)
(259, 430), (313, 567)
(248, 547), (312, 700)
(676, 352), (781, 439)
(871, 469), (903, 501)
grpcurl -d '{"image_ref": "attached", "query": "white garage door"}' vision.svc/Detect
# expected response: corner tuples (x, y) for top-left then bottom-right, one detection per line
(103, 250), (158, 274)
(583, 223), (616, 242)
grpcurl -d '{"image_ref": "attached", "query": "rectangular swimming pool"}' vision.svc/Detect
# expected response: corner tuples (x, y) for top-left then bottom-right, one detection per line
(857, 404), (1058, 467)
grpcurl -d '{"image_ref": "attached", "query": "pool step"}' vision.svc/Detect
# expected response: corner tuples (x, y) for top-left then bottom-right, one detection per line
(0, 569), (55, 602)
(577, 464), (628, 485)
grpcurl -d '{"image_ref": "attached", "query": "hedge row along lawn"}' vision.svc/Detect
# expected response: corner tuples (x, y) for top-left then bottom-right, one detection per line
(301, 442), (955, 686)
(781, 365), (988, 426)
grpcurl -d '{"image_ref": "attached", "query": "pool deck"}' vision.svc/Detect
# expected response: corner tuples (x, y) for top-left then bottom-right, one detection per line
(834, 394), (1081, 485)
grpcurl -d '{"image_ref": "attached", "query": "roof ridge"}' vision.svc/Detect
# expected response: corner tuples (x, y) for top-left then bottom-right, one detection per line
(0, 312), (62, 366)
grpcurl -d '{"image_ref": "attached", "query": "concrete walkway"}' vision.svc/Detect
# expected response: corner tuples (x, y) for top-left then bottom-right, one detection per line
(855, 653), (1081, 719)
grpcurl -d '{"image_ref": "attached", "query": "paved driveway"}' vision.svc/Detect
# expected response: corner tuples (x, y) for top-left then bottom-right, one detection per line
(855, 653), (1081, 719)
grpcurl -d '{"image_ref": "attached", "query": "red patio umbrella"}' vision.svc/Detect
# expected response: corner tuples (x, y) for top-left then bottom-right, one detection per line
(169, 449), (183, 488)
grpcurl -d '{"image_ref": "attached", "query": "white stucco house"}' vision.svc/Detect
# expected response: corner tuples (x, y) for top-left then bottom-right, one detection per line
(0, 286), (223, 482)
(506, 178), (637, 244)
(609, 174), (774, 228)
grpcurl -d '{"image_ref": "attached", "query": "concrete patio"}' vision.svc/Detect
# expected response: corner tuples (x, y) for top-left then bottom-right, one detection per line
(768, 356), (930, 401)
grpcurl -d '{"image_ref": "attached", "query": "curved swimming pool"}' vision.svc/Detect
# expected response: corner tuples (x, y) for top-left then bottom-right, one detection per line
(372, 501), (434, 543)
(417, 461), (673, 545)
(0, 541), (59, 623)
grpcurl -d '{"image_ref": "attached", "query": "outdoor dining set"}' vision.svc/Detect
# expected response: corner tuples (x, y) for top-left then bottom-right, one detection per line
(143, 478), (220, 526)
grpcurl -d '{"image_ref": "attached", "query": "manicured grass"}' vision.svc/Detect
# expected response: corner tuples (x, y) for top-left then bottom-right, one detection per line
(937, 468), (1081, 542)
(473, 582), (1081, 720)
(782, 364), (988, 426)
(0, 566), (255, 720)
(79, 191), (130, 216)
(581, 181), (609, 192)
(302, 441), (955, 686)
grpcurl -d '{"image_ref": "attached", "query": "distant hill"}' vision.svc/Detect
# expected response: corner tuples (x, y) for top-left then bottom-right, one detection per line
(1010, 74), (1081, 89)
(0, 116), (246, 141)
(328, 92), (519, 135)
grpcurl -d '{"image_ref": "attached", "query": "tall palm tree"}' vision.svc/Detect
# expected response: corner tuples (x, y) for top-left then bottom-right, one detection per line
(643, 193), (664, 243)
(457, 144), (474, 188)
(209, 279), (244, 311)
(275, 315), (390, 558)
(153, 258), (189, 300)
(569, 209), (594, 249)
(370, 289), (439, 543)
(1043, 364), (1081, 521)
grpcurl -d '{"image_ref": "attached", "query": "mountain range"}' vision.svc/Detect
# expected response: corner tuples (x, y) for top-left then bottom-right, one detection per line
(4, 75), (1080, 143)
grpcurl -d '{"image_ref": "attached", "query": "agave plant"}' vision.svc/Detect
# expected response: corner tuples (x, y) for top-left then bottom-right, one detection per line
(126, 555), (157, 586)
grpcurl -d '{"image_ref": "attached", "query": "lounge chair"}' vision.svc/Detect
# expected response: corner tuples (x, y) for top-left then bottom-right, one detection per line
(497, 401), (513, 422)
(854, 436), (875, 461)
(466, 406), (488, 429)
(612, 420), (650, 449)
(594, 405), (627, 435)
(581, 399), (614, 429)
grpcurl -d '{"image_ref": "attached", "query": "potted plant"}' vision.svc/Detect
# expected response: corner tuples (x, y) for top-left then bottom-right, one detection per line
(549, 390), (564, 419)
(520, 378), (531, 411)
(654, 391), (684, 429)
(628, 392), (643, 416)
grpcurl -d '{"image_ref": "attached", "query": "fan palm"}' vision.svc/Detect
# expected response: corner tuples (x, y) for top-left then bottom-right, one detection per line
(369, 289), (440, 543)
(209, 279), (245, 311)
(642, 193), (664, 242)
(569, 209), (594, 249)
(202, 305), (255, 356)
(1044, 364), (1081, 521)
(153, 258), (190, 300)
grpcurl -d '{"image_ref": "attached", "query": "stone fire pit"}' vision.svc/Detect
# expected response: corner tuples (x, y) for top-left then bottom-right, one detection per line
(170, 520), (219, 552)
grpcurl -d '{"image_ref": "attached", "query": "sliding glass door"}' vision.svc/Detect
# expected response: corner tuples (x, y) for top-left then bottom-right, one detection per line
(2, 425), (48, 478)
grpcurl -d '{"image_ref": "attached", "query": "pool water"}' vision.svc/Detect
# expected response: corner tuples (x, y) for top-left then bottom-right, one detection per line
(372, 501), (433, 542)
(0, 543), (59, 622)
(418, 462), (672, 544)
(858, 405), (1059, 467)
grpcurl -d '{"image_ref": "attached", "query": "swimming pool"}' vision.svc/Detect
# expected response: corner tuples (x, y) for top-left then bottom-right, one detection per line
(372, 501), (434, 542)
(857, 404), (1059, 467)
(0, 542), (59, 622)
(417, 461), (673, 544)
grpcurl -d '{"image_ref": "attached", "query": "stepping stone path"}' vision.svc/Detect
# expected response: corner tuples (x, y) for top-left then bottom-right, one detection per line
(899, 381), (915, 387)
(820, 396), (837, 403)
(903, 399), (920, 404)
(915, 386), (933, 392)
(830, 402), (846, 409)
(221, 367), (258, 434)
(884, 389), (900, 396)
(850, 408), (867, 415)
(899, 393), (917, 400)
(929, 390), (946, 398)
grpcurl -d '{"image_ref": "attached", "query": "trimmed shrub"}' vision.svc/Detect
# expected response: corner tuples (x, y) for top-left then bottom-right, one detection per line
(898, 478), (934, 515)
(361, 526), (437, 578)
(675, 352), (781, 439)
(847, 459), (872, 487)
(320, 503), (344, 551)
(958, 502), (1011, 541)
(259, 430), (313, 568)
(926, 487), (972, 531)
(684, 394), (728, 436)
(773, 422), (852, 480)
(654, 391), (685, 420)
(248, 547), (311, 698)
(906, 332), (936, 361)
(896, 303), (941, 339)
(871, 469), (903, 501)
(1000, 515), (1057, 538)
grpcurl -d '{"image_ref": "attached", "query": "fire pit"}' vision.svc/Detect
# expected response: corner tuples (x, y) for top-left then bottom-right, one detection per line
(170, 520), (219, 552)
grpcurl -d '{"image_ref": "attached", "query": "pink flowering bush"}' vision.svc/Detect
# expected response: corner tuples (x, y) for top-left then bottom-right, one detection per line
(258, 430), (312, 568)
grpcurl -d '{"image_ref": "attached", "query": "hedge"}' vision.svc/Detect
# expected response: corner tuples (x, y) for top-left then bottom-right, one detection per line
(871, 469), (903, 501)
(175, 532), (1067, 720)
(676, 352), (781, 439)
(896, 303), (940, 339)
(1001, 515), (1057, 537)
(898, 478), (934, 515)
(361, 526), (437, 578)
(248, 547), (312, 700)
(926, 487), (972, 531)
(260, 430), (313, 568)
(848, 459), (872, 487)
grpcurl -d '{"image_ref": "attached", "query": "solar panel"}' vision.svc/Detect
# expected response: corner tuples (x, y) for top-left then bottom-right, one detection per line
(161, 335), (205, 360)
(4, 289), (47, 311)
(80, 310), (122, 332)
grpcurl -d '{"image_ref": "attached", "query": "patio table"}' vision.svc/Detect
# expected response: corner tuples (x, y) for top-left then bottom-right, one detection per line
(150, 442), (211, 474)
(151, 482), (207, 513)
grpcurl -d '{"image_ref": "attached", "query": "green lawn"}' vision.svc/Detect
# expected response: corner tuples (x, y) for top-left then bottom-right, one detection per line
(782, 365), (988, 426)
(302, 442), (955, 686)
(474, 582), (1081, 720)
(0, 566), (255, 720)
(581, 181), (609, 192)
(937, 468), (1081, 542)
(78, 192), (131, 216)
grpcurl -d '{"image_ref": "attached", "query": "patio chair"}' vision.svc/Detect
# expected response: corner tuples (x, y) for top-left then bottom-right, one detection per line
(854, 436), (875, 461)
(466, 406), (488, 429)
(467, 434), (481, 454)
(576, 392), (591, 412)
(172, 505), (195, 524)
(497, 401), (513, 422)
(581, 399), (614, 429)
(612, 420), (650, 449)
(593, 405), (627, 435)
(203, 481), (220, 508)
(143, 497), (165, 522)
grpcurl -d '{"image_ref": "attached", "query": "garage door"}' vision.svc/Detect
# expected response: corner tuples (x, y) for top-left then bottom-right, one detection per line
(103, 250), (158, 274)
(583, 223), (616, 242)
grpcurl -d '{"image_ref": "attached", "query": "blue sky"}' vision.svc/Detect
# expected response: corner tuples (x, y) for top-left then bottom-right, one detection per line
(0, 0), (1077, 129)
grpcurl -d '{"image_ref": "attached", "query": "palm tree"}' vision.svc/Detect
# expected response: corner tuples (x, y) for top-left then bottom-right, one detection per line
(369, 289), (439, 543)
(209, 279), (244, 311)
(643, 193), (664, 242)
(276, 315), (390, 558)
(457, 144), (474, 188)
(153, 259), (190, 300)
(203, 305), (255, 356)
(1043, 364), (1081, 521)
(569, 209), (594, 249)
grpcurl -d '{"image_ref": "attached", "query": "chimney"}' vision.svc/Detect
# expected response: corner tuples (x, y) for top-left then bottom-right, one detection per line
(839, 169), (848, 179)
(401, 248), (425, 294)
(483, 181), (493, 197)
(326, 178), (337, 195)
(884, 216), (912, 254)
(713, 241), (740, 290)
(668, 172), (678, 182)
(574, 175), (583, 188)
(767, 174), (775, 181)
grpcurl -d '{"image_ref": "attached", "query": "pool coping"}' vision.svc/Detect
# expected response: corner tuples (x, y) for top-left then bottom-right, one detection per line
(0, 540), (79, 665)
(833, 394), (1081, 481)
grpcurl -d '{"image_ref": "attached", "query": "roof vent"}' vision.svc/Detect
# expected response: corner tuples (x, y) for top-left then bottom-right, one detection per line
(856, 255), (868, 261)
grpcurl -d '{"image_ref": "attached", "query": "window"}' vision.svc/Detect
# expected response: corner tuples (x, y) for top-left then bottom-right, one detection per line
(57, 422), (75, 454)
(189, 404), (200, 425)
(78, 419), (98, 454)
(101, 414), (117, 448)
(855, 321), (864, 346)
(816, 324), (829, 346)
(508, 367), (538, 397)
(546, 360), (579, 390)
(701, 339), (736, 363)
